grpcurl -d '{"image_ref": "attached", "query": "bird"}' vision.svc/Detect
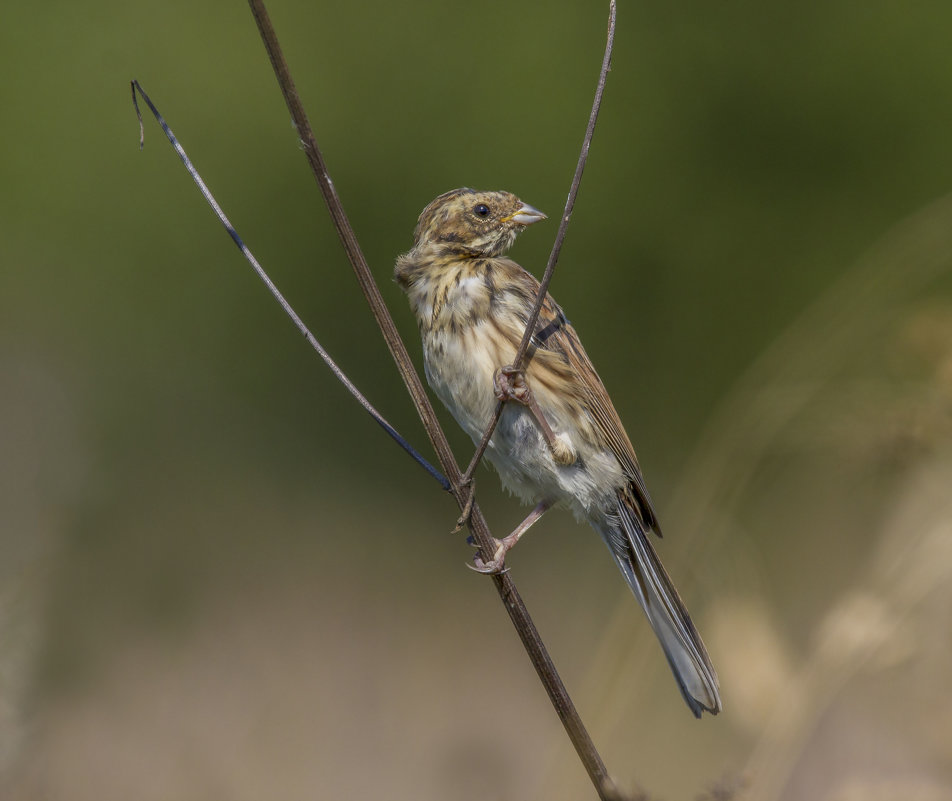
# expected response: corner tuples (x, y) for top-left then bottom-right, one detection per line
(394, 187), (721, 717)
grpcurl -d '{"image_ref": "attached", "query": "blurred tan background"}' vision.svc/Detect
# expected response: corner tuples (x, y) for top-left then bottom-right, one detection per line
(2, 2), (952, 799)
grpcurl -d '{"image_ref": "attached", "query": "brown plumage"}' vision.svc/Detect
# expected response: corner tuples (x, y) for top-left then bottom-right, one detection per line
(395, 188), (720, 717)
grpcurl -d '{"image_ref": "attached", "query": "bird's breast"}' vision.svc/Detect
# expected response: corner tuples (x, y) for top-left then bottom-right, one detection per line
(422, 318), (511, 440)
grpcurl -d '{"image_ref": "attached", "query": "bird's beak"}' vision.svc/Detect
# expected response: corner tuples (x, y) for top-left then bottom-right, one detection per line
(504, 203), (547, 226)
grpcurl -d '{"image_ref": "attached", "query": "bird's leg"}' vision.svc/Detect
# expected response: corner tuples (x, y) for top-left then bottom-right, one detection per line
(493, 365), (576, 465)
(451, 476), (477, 534)
(469, 500), (551, 574)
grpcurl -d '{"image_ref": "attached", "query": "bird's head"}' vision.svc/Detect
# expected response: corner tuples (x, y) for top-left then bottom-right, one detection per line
(411, 188), (546, 258)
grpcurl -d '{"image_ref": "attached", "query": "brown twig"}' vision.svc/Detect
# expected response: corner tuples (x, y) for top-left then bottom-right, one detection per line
(244, 1), (622, 797)
(461, 0), (617, 486)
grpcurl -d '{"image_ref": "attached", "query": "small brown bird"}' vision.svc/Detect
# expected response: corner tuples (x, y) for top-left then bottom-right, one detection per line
(395, 188), (720, 717)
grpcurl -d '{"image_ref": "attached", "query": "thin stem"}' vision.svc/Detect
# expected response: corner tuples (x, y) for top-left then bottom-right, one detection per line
(131, 80), (449, 492)
(461, 0), (617, 487)
(244, 1), (623, 797)
(246, 0), (458, 497)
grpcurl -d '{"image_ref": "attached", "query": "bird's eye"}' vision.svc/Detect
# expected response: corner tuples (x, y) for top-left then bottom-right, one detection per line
(473, 203), (490, 218)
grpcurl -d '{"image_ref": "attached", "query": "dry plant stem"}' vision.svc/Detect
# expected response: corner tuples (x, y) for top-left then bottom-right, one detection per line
(246, 1), (624, 798)
(461, 0), (616, 486)
(130, 80), (449, 492)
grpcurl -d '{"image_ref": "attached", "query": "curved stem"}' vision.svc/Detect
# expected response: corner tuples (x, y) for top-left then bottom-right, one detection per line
(461, 0), (617, 486)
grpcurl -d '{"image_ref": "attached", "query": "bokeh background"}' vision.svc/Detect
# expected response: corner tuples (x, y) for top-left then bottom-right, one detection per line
(3, 2), (952, 799)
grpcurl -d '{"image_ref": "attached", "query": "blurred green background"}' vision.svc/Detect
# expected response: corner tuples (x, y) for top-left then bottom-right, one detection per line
(3, 2), (952, 799)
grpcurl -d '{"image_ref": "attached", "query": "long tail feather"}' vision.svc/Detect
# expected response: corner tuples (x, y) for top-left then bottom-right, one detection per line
(598, 500), (721, 717)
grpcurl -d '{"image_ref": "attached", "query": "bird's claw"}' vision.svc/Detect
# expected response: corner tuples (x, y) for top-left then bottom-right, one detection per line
(467, 534), (516, 575)
(468, 552), (510, 574)
(493, 365), (531, 403)
(467, 558), (510, 575)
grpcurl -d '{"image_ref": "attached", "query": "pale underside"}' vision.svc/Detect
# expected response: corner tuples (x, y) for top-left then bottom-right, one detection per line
(422, 316), (627, 525)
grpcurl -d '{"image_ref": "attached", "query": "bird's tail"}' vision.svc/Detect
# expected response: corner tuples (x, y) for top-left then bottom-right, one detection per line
(597, 499), (721, 718)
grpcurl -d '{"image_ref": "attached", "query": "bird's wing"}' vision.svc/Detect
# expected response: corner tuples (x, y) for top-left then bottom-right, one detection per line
(496, 260), (661, 534)
(546, 318), (661, 534)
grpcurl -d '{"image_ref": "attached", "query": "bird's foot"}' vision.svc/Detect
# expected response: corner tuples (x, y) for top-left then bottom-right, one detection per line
(493, 365), (532, 404)
(468, 533), (517, 574)
(493, 365), (576, 466)
(466, 500), (551, 575)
